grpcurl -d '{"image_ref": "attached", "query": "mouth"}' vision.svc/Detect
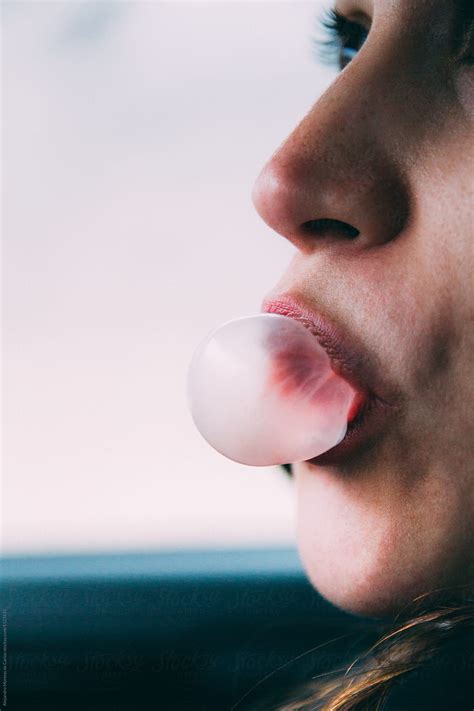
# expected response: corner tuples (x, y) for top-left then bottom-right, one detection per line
(261, 293), (397, 466)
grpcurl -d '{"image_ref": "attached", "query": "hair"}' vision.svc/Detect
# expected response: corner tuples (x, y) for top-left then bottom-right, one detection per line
(274, 593), (474, 711)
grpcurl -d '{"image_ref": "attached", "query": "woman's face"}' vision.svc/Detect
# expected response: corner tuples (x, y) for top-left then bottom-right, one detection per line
(253, 0), (473, 616)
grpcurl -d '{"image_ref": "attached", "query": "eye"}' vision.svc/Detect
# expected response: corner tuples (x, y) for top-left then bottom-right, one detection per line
(313, 8), (369, 71)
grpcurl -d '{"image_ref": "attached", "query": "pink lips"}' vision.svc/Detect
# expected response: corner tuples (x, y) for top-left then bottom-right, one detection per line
(261, 293), (395, 464)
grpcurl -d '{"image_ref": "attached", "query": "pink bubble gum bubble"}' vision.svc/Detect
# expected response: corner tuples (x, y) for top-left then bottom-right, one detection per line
(187, 313), (356, 466)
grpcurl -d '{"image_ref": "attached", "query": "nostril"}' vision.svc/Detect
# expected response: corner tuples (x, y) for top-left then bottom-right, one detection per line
(301, 218), (360, 240)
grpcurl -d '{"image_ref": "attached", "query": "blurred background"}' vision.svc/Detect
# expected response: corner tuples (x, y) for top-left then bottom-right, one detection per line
(2, 0), (336, 555)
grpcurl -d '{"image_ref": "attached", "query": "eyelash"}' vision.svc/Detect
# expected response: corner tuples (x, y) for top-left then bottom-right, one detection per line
(313, 8), (369, 70)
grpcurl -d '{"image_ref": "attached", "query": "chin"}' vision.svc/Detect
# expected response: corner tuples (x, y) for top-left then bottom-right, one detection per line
(293, 463), (471, 619)
(296, 527), (461, 619)
(297, 542), (434, 618)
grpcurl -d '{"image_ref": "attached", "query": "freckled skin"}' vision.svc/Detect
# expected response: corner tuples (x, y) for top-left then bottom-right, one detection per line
(253, 0), (474, 615)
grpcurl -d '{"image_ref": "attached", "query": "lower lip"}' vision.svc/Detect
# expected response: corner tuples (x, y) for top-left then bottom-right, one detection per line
(304, 393), (389, 466)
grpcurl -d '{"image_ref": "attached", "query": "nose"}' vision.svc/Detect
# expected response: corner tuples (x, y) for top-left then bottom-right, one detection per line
(252, 67), (410, 253)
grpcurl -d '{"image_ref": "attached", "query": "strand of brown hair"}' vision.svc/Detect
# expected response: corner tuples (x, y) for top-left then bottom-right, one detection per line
(274, 588), (474, 711)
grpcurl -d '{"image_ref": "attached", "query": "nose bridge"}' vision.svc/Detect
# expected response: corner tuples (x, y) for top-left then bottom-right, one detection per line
(252, 55), (411, 251)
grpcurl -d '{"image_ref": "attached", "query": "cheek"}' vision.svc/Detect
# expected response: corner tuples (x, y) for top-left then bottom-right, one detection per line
(335, 222), (470, 413)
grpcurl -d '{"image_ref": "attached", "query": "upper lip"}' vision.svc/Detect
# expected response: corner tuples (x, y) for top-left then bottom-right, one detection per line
(261, 292), (397, 413)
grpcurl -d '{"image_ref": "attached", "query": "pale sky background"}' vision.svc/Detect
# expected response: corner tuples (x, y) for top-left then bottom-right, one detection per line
(2, 1), (336, 554)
